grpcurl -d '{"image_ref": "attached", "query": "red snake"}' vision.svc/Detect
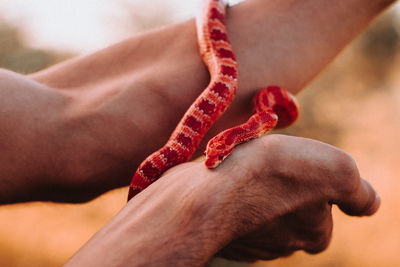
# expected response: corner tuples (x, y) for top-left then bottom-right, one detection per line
(127, 0), (299, 200)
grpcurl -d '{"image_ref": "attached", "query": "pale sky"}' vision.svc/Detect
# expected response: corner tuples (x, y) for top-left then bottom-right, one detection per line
(0, 0), (243, 54)
(1, 0), (399, 55)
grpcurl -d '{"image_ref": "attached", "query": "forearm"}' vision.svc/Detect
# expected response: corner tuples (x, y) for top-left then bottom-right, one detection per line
(30, 0), (395, 158)
(65, 163), (230, 267)
(0, 0), (394, 203)
(32, 0), (395, 91)
(0, 69), (70, 203)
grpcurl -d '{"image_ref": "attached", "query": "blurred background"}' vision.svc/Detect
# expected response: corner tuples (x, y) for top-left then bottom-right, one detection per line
(0, 0), (399, 266)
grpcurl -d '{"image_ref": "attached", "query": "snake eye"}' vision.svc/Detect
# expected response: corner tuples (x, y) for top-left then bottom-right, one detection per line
(218, 154), (224, 160)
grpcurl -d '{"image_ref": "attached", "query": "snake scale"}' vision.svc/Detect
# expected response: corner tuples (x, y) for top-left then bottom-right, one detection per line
(127, 0), (299, 201)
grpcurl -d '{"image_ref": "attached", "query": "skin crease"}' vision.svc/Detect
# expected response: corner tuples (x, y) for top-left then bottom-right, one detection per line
(0, 0), (393, 265)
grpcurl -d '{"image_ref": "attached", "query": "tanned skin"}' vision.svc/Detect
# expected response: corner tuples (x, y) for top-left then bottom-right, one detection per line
(0, 0), (392, 265)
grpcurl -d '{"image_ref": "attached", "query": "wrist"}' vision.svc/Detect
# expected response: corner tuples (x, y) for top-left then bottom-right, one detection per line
(66, 162), (234, 266)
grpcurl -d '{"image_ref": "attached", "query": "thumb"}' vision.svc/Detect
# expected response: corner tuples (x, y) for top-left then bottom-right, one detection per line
(335, 178), (380, 216)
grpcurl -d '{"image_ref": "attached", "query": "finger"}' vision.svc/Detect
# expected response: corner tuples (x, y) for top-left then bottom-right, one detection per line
(335, 178), (380, 216)
(304, 213), (333, 254)
(218, 244), (294, 262)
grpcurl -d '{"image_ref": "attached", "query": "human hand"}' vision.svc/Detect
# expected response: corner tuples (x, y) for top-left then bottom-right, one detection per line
(66, 135), (379, 266)
(217, 190), (378, 262)
(212, 135), (379, 262)
(0, 0), (391, 204)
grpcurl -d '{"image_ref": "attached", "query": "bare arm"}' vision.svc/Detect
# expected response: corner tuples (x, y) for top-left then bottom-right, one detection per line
(0, 0), (395, 203)
(65, 135), (380, 266)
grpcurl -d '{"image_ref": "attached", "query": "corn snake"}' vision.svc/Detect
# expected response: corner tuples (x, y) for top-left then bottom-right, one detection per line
(127, 0), (299, 200)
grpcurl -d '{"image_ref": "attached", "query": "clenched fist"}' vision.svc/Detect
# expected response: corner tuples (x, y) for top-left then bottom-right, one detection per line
(67, 135), (379, 266)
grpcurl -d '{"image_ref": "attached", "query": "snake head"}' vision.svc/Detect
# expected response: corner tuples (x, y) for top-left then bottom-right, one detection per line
(204, 134), (234, 169)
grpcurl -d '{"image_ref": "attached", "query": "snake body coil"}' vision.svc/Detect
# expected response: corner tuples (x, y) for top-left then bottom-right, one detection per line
(127, 0), (299, 200)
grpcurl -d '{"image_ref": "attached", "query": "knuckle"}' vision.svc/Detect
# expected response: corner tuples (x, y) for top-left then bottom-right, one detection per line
(331, 150), (361, 195)
(335, 151), (358, 177)
(304, 216), (333, 254)
(305, 231), (332, 254)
